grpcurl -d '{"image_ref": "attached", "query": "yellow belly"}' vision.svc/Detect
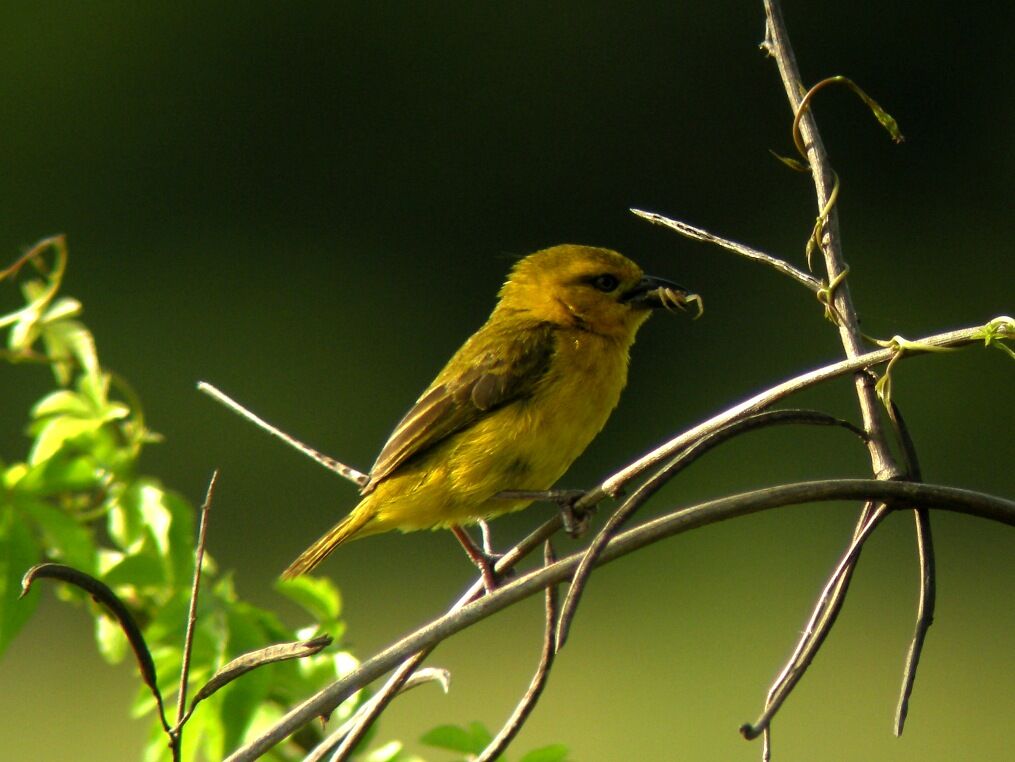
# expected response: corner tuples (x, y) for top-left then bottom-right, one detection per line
(363, 330), (630, 534)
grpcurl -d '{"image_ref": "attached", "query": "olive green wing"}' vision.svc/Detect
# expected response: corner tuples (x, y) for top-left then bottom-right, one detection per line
(364, 321), (555, 491)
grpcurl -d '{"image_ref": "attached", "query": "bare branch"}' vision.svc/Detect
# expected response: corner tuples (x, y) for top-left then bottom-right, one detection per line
(225, 479), (1015, 761)
(196, 382), (368, 487)
(476, 542), (560, 762)
(741, 501), (888, 745)
(887, 401), (935, 736)
(556, 409), (866, 651)
(305, 664), (449, 762)
(586, 321), (997, 504)
(630, 208), (822, 293)
(175, 471), (218, 742)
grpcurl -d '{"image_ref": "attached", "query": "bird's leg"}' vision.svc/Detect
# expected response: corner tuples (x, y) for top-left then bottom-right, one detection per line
(495, 488), (595, 538)
(451, 525), (501, 594)
(550, 489), (593, 537)
(477, 519), (497, 556)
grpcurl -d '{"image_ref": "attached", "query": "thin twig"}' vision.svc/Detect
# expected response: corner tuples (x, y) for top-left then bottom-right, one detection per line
(476, 541), (560, 762)
(196, 382), (369, 487)
(630, 208), (822, 292)
(887, 401), (935, 735)
(327, 651), (433, 760)
(312, 521), (560, 760)
(173, 471), (218, 755)
(588, 322), (991, 504)
(304, 663), (449, 762)
(225, 479), (1015, 761)
(556, 409), (866, 651)
(896, 505), (934, 734)
(741, 501), (888, 747)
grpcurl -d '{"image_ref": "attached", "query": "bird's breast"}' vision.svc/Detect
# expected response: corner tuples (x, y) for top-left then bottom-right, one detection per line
(467, 330), (631, 494)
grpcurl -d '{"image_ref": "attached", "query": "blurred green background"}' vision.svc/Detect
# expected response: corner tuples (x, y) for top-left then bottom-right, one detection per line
(1, 2), (1012, 760)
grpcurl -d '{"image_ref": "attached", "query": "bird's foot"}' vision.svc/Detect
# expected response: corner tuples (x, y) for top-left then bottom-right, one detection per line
(452, 524), (515, 594)
(550, 489), (594, 538)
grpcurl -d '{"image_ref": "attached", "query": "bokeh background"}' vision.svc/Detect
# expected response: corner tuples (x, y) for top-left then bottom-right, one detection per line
(1, 2), (1012, 760)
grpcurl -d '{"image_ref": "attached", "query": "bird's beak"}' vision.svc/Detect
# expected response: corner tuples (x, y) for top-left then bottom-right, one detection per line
(622, 275), (704, 318)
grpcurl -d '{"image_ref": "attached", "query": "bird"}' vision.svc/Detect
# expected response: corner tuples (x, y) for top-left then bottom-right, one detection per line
(281, 244), (699, 584)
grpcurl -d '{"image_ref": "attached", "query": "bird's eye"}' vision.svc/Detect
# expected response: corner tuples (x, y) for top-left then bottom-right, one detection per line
(591, 273), (620, 292)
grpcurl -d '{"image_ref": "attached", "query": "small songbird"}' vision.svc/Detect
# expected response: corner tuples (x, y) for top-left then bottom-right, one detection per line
(282, 244), (699, 581)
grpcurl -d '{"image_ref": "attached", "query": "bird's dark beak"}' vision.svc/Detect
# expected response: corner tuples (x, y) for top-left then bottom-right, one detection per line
(622, 275), (703, 318)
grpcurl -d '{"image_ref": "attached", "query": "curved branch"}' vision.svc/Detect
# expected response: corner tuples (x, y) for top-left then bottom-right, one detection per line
(584, 322), (998, 503)
(226, 479), (1015, 760)
(556, 409), (865, 651)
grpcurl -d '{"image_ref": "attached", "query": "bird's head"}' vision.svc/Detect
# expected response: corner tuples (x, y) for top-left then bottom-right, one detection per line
(496, 244), (700, 341)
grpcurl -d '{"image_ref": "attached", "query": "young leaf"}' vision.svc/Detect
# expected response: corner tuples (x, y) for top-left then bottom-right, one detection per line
(421, 721), (493, 755)
(518, 744), (571, 762)
(275, 574), (343, 622)
(188, 634), (333, 710)
(18, 499), (97, 572)
(0, 508), (40, 657)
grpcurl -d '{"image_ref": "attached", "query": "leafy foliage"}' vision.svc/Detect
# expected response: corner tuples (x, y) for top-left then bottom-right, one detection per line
(421, 722), (571, 762)
(0, 238), (367, 760)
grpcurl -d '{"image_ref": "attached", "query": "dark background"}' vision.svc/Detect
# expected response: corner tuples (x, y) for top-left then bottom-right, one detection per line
(1, 2), (1012, 760)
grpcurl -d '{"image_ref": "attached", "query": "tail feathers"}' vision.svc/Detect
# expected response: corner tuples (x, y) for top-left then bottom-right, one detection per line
(281, 508), (373, 579)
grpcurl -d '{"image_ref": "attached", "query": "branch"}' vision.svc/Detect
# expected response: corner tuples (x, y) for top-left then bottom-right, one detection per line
(173, 471), (218, 756)
(196, 382), (369, 487)
(304, 665), (450, 762)
(475, 542), (560, 762)
(887, 401), (935, 736)
(756, 6), (919, 753)
(584, 321), (1000, 504)
(225, 479), (1015, 760)
(630, 208), (822, 292)
(556, 409), (865, 651)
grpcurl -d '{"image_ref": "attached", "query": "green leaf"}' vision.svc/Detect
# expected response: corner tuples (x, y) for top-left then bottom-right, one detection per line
(421, 722), (492, 755)
(14, 449), (102, 495)
(102, 551), (167, 589)
(108, 481), (148, 549)
(31, 389), (92, 418)
(366, 741), (428, 762)
(519, 744), (571, 762)
(95, 608), (129, 663)
(0, 507), (40, 657)
(109, 480), (194, 585)
(18, 500), (97, 572)
(40, 317), (96, 386)
(28, 415), (105, 464)
(275, 574), (343, 622)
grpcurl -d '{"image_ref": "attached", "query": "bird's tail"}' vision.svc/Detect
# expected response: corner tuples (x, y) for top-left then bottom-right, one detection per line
(281, 506), (374, 579)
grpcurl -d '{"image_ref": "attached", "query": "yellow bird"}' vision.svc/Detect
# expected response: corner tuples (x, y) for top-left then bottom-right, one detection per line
(282, 244), (698, 581)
